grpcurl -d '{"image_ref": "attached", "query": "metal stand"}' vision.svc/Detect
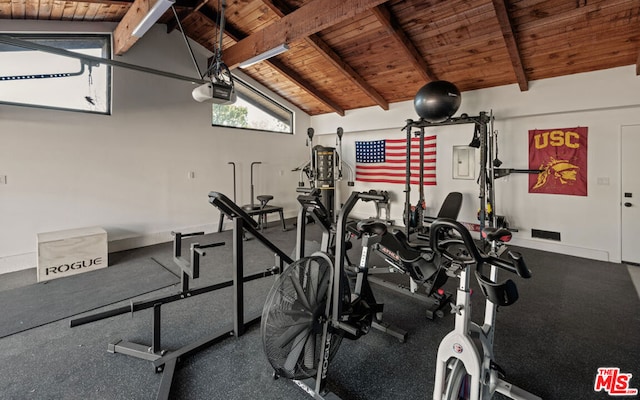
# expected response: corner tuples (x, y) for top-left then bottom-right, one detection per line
(402, 113), (492, 233)
(243, 161), (262, 211)
(367, 274), (451, 320)
(70, 197), (294, 400)
(217, 204), (286, 233)
(289, 192), (412, 400)
(292, 378), (343, 400)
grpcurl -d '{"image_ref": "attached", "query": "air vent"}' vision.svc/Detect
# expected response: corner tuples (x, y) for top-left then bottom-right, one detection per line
(532, 229), (561, 241)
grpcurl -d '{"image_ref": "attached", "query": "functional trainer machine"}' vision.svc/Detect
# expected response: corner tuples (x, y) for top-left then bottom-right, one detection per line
(293, 127), (354, 222)
(70, 192), (293, 400)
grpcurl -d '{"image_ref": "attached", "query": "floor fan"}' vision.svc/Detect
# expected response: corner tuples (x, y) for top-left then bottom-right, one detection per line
(261, 255), (343, 379)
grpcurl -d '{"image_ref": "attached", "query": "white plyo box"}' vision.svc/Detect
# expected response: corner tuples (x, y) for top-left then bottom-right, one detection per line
(37, 227), (108, 282)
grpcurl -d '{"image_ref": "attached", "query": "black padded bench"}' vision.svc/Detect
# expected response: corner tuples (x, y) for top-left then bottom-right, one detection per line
(217, 204), (286, 232)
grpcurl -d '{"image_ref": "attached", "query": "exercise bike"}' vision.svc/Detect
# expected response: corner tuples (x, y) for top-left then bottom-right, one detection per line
(261, 191), (409, 399)
(429, 218), (542, 400)
(352, 218), (451, 319)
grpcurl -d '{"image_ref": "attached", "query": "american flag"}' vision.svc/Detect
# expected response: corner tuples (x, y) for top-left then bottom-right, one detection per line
(355, 136), (436, 185)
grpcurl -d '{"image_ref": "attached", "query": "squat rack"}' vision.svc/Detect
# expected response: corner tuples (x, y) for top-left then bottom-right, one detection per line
(402, 112), (494, 236)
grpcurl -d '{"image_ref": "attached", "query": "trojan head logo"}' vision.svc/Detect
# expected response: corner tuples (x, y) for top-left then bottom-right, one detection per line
(533, 157), (579, 189)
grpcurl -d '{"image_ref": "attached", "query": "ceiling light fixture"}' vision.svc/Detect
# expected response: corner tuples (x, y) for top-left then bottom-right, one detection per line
(238, 44), (290, 68)
(132, 0), (176, 38)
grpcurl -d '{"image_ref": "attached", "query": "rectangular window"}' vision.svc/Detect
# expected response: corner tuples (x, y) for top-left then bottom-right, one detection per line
(212, 77), (293, 134)
(0, 34), (111, 114)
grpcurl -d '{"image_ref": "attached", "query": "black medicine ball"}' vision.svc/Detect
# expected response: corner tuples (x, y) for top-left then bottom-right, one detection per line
(414, 80), (461, 123)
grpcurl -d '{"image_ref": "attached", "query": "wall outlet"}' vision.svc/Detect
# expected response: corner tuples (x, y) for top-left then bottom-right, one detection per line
(188, 171), (195, 179)
(0, 175), (6, 184)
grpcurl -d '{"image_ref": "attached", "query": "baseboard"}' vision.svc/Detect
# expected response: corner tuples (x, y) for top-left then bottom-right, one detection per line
(107, 223), (220, 253)
(503, 237), (612, 262)
(1, 211), (300, 276)
(0, 253), (37, 275)
(349, 211), (614, 263)
(3, 212), (610, 275)
(1, 223), (219, 275)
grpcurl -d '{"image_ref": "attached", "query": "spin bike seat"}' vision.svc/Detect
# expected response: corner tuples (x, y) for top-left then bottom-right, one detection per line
(356, 219), (388, 236)
(481, 227), (512, 243)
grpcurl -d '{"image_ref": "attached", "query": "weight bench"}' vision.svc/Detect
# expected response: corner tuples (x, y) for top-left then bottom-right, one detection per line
(218, 197), (286, 232)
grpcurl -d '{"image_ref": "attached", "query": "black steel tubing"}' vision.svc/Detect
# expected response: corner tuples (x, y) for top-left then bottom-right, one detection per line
(69, 280), (235, 328)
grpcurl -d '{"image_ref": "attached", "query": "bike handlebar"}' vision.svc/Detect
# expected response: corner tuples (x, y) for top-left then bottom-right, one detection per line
(429, 218), (532, 279)
(507, 251), (532, 279)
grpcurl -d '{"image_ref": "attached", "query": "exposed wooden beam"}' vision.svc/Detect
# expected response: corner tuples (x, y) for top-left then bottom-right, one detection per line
(260, 0), (289, 17)
(198, 6), (243, 42)
(167, 0), (209, 33)
(261, 0), (388, 110)
(113, 0), (200, 54)
(491, 0), (528, 91)
(113, 0), (162, 55)
(305, 35), (388, 110)
(197, 8), (345, 116)
(518, 0), (632, 32)
(223, 0), (389, 69)
(67, 0), (134, 5)
(371, 4), (435, 83)
(268, 58), (345, 116)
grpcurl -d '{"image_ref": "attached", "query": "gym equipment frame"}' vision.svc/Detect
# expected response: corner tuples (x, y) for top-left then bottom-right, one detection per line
(218, 162), (286, 232)
(402, 113), (492, 235)
(429, 219), (540, 400)
(262, 191), (416, 400)
(70, 192), (293, 400)
(402, 114), (540, 236)
(294, 127), (355, 222)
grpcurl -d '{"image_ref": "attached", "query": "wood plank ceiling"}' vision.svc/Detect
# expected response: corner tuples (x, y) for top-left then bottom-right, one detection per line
(1, 0), (639, 116)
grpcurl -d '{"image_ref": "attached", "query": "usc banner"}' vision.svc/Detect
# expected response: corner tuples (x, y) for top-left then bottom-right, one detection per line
(528, 127), (588, 196)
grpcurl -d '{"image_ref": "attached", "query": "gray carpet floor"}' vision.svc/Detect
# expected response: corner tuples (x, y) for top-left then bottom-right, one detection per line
(0, 220), (638, 400)
(0, 257), (179, 338)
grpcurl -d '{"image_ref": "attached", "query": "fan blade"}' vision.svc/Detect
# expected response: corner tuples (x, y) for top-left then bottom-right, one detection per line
(315, 271), (330, 305)
(283, 328), (311, 373)
(274, 321), (310, 349)
(307, 261), (320, 307)
(303, 333), (316, 369)
(281, 309), (313, 321)
(289, 274), (312, 311)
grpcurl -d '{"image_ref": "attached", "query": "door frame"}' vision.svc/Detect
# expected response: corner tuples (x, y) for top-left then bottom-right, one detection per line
(620, 124), (640, 264)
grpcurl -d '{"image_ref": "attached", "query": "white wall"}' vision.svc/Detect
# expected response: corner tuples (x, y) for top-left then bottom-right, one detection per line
(2, 20), (638, 270)
(0, 21), (311, 273)
(312, 66), (640, 263)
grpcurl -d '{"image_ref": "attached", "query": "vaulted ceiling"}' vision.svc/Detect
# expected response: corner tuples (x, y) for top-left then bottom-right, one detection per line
(2, 0), (639, 116)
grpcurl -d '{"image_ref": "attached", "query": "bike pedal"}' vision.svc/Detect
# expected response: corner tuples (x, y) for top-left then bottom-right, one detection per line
(490, 361), (506, 379)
